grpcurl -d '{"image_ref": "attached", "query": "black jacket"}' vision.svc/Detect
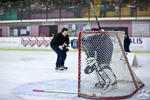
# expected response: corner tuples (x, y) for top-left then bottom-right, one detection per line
(50, 32), (69, 47)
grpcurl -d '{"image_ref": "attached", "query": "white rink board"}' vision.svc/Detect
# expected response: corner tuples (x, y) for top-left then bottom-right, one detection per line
(0, 37), (150, 52)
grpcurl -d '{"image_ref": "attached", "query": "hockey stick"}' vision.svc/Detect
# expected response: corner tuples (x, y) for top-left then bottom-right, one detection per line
(90, 0), (101, 30)
(33, 89), (77, 94)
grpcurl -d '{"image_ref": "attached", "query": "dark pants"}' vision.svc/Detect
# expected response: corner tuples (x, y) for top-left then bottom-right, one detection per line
(124, 43), (130, 52)
(51, 45), (67, 68)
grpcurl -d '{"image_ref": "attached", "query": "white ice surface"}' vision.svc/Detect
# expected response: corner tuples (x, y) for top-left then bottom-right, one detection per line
(0, 51), (150, 100)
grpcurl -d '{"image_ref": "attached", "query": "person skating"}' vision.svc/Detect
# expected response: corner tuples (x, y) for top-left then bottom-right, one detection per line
(50, 28), (70, 71)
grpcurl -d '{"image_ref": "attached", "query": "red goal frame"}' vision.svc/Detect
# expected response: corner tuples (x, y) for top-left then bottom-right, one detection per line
(78, 31), (144, 99)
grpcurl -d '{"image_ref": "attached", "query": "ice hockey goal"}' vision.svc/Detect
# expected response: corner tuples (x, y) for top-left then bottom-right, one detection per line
(78, 31), (144, 99)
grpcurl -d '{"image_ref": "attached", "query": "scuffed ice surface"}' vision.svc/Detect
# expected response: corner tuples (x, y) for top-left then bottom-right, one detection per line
(0, 51), (150, 100)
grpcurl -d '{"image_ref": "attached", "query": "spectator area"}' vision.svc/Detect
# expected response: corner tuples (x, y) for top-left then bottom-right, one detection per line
(0, 0), (150, 20)
(84, 0), (150, 17)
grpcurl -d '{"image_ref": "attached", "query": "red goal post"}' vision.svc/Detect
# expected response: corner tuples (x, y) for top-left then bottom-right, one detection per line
(78, 31), (144, 99)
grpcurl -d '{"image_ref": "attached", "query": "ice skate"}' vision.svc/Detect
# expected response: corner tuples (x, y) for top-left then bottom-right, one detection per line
(95, 81), (108, 89)
(62, 66), (68, 70)
(55, 67), (64, 71)
(95, 80), (118, 94)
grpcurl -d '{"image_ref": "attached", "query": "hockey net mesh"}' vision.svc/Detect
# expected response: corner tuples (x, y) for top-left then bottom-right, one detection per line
(78, 31), (144, 99)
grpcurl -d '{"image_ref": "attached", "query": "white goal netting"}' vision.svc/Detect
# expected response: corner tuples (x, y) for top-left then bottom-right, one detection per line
(78, 31), (144, 99)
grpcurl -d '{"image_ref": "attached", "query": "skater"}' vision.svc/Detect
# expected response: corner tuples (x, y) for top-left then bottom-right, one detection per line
(124, 33), (131, 52)
(50, 28), (70, 71)
(72, 28), (117, 90)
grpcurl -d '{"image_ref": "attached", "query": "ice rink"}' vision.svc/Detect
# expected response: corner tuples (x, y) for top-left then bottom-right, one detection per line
(0, 50), (150, 100)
